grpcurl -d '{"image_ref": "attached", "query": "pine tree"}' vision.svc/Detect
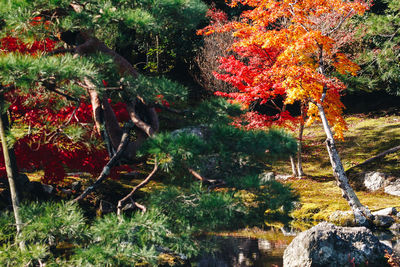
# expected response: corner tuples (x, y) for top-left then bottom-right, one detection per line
(355, 0), (400, 96)
(0, 0), (297, 212)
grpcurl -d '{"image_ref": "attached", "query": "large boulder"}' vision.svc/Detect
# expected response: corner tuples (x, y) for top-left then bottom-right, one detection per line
(283, 222), (391, 267)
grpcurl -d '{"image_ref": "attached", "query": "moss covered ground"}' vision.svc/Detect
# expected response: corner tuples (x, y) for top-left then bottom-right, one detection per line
(274, 110), (400, 225)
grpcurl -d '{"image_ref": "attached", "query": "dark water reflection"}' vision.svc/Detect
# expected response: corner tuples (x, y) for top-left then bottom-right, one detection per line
(193, 227), (400, 267)
(196, 235), (290, 267)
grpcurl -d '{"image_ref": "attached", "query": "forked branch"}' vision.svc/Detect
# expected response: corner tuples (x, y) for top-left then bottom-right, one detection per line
(117, 159), (158, 216)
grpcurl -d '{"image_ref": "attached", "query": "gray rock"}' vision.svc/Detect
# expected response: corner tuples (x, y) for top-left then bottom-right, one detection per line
(259, 172), (275, 183)
(42, 184), (54, 194)
(373, 207), (397, 216)
(283, 222), (391, 267)
(393, 242), (400, 255)
(257, 239), (272, 253)
(389, 223), (400, 231)
(384, 179), (400, 196)
(373, 215), (395, 228)
(275, 174), (292, 181)
(171, 125), (209, 139)
(364, 172), (386, 191)
(98, 200), (115, 215)
(71, 181), (81, 191)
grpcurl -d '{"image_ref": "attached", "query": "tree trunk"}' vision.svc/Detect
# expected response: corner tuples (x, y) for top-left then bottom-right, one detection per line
(296, 106), (305, 178)
(316, 103), (373, 226)
(0, 110), (23, 245)
(290, 155), (299, 177)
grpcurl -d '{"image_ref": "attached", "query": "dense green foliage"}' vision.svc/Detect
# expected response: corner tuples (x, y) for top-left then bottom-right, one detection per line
(354, 0), (400, 95)
(0, 0), (207, 75)
(0, 202), (199, 265)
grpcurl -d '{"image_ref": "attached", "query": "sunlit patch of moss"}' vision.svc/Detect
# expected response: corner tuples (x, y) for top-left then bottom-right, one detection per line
(286, 178), (400, 225)
(26, 170), (44, 182)
(158, 253), (184, 266)
(272, 114), (400, 177)
(234, 190), (258, 207)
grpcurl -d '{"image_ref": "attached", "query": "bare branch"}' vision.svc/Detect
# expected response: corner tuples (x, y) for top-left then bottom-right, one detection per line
(46, 48), (75, 56)
(102, 97), (123, 150)
(126, 99), (156, 137)
(117, 159), (158, 216)
(327, 9), (354, 36)
(187, 168), (226, 188)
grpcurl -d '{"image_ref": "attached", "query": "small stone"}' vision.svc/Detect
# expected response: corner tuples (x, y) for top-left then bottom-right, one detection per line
(258, 239), (272, 253)
(60, 189), (72, 195)
(71, 181), (81, 191)
(372, 207), (398, 216)
(389, 223), (400, 231)
(373, 215), (395, 228)
(275, 174), (292, 180)
(384, 179), (400, 196)
(364, 172), (386, 191)
(42, 184), (54, 194)
(259, 172), (275, 183)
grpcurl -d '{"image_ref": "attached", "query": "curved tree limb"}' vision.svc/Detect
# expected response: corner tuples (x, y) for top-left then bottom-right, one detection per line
(76, 32), (138, 78)
(126, 99), (157, 137)
(72, 129), (130, 202)
(187, 168), (226, 188)
(73, 32), (159, 160)
(348, 145), (400, 171)
(117, 159), (158, 216)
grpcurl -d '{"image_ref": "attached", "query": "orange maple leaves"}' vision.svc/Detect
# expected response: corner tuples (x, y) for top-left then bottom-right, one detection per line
(198, 0), (370, 139)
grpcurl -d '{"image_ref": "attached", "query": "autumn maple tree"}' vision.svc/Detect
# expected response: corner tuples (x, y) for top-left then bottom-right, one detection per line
(199, 0), (374, 225)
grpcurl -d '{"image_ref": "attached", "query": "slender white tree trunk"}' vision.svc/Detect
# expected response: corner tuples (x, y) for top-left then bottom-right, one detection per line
(316, 103), (373, 226)
(290, 155), (299, 177)
(0, 113), (24, 245)
(296, 106), (305, 178)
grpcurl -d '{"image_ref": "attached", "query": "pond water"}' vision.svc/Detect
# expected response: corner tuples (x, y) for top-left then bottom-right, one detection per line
(193, 226), (400, 267)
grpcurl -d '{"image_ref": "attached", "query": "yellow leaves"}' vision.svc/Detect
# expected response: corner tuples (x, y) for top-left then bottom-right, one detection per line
(305, 100), (347, 140)
(332, 53), (360, 76)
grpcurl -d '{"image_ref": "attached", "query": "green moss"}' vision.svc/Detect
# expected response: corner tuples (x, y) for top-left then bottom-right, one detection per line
(273, 114), (400, 177)
(286, 178), (400, 225)
(270, 113), (400, 225)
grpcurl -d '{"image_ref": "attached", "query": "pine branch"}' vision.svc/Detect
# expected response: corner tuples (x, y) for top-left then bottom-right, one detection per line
(152, 103), (186, 115)
(72, 128), (130, 202)
(43, 83), (80, 102)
